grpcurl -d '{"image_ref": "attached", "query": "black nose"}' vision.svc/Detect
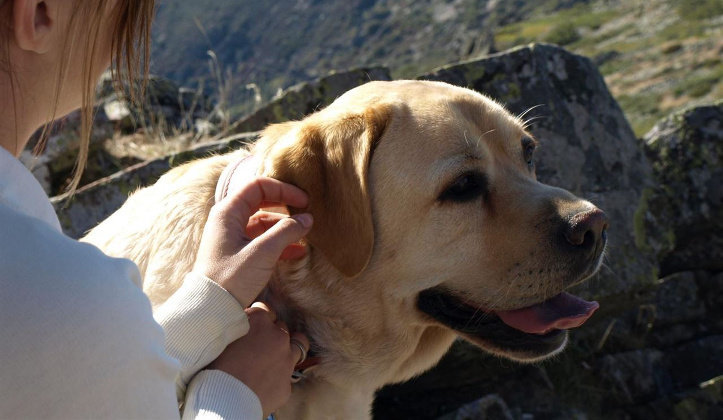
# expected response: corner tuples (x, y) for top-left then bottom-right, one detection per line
(564, 208), (609, 249)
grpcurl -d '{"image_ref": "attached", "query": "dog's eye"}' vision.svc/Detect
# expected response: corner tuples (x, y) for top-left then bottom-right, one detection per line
(522, 136), (536, 170)
(439, 172), (488, 203)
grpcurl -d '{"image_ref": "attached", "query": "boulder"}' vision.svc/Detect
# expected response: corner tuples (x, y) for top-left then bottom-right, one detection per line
(640, 102), (723, 275)
(597, 349), (668, 403)
(22, 75), (215, 196)
(595, 336), (723, 411)
(97, 74), (215, 133)
(20, 106), (126, 196)
(230, 67), (391, 133)
(52, 67), (394, 236)
(53, 133), (258, 239)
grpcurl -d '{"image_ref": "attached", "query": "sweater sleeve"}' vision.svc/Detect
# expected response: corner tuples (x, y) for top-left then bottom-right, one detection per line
(154, 272), (250, 400)
(182, 370), (263, 420)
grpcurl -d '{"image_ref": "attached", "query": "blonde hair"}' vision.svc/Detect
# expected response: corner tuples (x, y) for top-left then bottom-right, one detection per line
(1, 0), (156, 194)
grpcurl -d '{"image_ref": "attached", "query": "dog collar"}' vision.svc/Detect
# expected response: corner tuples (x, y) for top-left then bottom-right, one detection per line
(214, 155), (259, 203)
(291, 353), (322, 383)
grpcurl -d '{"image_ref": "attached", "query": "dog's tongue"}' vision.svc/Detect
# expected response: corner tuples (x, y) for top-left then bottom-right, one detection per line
(495, 292), (599, 334)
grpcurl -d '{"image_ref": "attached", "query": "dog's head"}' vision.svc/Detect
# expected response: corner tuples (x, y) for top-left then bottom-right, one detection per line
(257, 80), (607, 363)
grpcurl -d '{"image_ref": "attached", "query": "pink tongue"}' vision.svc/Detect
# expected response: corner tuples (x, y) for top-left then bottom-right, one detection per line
(495, 292), (599, 334)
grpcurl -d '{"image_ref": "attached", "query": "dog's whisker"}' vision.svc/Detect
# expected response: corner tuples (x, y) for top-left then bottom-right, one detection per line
(463, 130), (472, 149)
(516, 104), (545, 121)
(521, 116), (546, 131)
(479, 128), (496, 139)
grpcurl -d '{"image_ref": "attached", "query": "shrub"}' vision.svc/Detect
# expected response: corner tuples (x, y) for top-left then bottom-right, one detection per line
(545, 22), (580, 46)
(678, 0), (723, 21)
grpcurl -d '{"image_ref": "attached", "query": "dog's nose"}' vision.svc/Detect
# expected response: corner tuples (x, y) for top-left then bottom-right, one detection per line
(564, 208), (609, 249)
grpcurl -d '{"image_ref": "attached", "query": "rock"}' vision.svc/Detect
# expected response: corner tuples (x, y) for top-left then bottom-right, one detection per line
(420, 43), (657, 300)
(52, 66), (394, 236)
(595, 336), (723, 413)
(53, 133), (258, 238)
(640, 102), (723, 275)
(653, 272), (706, 326)
(576, 270), (717, 352)
(592, 50), (619, 66)
(98, 74), (214, 133)
(436, 394), (514, 420)
(697, 271), (723, 333)
(623, 375), (723, 420)
(230, 67), (391, 133)
(22, 75), (215, 196)
(597, 349), (668, 403)
(21, 106), (125, 195)
(664, 335), (723, 393)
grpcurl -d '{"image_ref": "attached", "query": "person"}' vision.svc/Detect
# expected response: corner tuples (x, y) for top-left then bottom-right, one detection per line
(0, 0), (312, 418)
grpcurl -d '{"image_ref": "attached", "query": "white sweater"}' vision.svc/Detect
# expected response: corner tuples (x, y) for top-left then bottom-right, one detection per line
(0, 146), (262, 419)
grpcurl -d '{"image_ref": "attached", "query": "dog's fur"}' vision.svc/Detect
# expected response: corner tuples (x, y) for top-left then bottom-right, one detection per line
(84, 81), (607, 419)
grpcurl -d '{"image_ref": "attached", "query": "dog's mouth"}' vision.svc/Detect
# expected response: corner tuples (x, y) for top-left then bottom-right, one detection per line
(417, 288), (599, 361)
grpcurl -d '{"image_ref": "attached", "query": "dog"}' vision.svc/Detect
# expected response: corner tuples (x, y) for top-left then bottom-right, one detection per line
(83, 80), (608, 419)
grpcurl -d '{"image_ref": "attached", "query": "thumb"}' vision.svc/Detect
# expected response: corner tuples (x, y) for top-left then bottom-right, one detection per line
(248, 213), (313, 264)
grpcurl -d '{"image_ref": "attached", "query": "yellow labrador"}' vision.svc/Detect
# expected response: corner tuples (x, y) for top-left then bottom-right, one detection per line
(84, 80), (608, 419)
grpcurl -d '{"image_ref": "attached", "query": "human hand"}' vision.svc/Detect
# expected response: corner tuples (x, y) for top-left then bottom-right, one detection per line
(207, 302), (310, 417)
(193, 176), (313, 307)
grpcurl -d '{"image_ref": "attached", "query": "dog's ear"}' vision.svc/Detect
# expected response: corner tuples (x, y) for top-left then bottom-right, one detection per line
(259, 106), (390, 277)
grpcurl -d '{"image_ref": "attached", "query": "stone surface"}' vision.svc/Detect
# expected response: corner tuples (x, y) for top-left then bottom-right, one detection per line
(230, 67), (391, 133)
(98, 74), (215, 133)
(597, 349), (668, 402)
(436, 394), (514, 420)
(22, 75), (215, 196)
(53, 133), (258, 238)
(653, 272), (706, 326)
(53, 67), (391, 236)
(641, 102), (723, 275)
(20, 106), (121, 195)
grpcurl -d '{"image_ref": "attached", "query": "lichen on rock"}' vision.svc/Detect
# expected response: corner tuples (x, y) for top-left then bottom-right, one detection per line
(641, 101), (723, 275)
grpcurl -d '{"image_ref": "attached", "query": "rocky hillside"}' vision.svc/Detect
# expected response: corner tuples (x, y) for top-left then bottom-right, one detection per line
(47, 43), (722, 419)
(150, 0), (722, 135)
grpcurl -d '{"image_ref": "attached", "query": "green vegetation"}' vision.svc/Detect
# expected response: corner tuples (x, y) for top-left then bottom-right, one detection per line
(659, 19), (707, 41)
(617, 91), (666, 135)
(494, 5), (620, 50)
(151, 0), (722, 139)
(677, 0), (723, 20)
(545, 22), (581, 45)
(486, 0), (722, 137)
(674, 67), (723, 98)
(661, 43), (683, 54)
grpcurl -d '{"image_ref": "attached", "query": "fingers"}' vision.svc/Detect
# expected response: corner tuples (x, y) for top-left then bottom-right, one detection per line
(222, 177), (309, 226)
(242, 213), (313, 267)
(246, 211), (287, 239)
(246, 302), (310, 366)
(247, 212), (309, 260)
(248, 301), (276, 322)
(289, 332), (310, 366)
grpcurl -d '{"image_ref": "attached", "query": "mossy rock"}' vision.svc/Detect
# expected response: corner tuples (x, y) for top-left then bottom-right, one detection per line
(230, 67), (391, 133)
(642, 102), (723, 275)
(53, 133), (259, 238)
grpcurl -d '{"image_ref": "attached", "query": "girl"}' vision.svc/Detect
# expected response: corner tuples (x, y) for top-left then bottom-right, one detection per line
(0, 1), (311, 418)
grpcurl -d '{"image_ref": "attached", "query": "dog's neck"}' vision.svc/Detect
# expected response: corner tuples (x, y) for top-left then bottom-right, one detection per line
(261, 247), (458, 391)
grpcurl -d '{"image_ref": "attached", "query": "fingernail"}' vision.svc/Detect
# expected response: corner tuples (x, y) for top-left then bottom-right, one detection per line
(293, 213), (313, 228)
